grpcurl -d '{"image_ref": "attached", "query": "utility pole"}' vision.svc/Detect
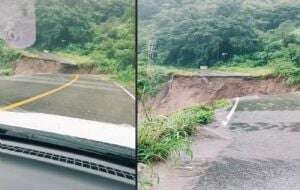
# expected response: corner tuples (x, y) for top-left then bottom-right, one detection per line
(147, 39), (157, 64)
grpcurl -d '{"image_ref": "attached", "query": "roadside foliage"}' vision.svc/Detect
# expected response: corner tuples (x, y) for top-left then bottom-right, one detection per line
(1, 0), (135, 86)
(138, 0), (300, 84)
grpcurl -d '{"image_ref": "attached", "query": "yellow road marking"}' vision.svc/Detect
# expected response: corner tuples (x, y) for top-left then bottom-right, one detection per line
(0, 75), (79, 112)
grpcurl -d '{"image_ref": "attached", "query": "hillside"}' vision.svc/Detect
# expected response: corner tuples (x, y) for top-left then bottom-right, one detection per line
(1, 0), (135, 86)
(138, 0), (300, 69)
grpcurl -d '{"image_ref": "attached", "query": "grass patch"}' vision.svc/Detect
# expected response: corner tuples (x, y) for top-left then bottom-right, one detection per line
(111, 66), (135, 91)
(0, 69), (13, 76)
(272, 61), (300, 85)
(0, 40), (21, 74)
(211, 55), (300, 86)
(211, 99), (231, 109)
(138, 105), (214, 163)
(55, 52), (95, 65)
(48, 51), (135, 89)
(138, 65), (169, 98)
(210, 64), (274, 76)
(138, 64), (201, 99)
(147, 65), (199, 76)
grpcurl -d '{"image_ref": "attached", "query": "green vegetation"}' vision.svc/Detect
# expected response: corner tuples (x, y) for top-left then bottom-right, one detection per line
(138, 105), (215, 163)
(211, 99), (231, 109)
(273, 61), (300, 85)
(1, 0), (135, 86)
(34, 0), (135, 86)
(137, 63), (202, 99)
(137, 63), (231, 164)
(211, 65), (273, 76)
(138, 0), (300, 84)
(137, 64), (169, 98)
(137, 0), (300, 166)
(0, 40), (21, 75)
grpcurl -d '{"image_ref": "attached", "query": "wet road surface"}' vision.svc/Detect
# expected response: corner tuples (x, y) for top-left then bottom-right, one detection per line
(193, 93), (300, 190)
(146, 93), (300, 190)
(0, 74), (134, 126)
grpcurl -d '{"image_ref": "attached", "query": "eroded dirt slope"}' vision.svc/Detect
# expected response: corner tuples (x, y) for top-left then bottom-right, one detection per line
(150, 75), (300, 115)
(11, 55), (98, 75)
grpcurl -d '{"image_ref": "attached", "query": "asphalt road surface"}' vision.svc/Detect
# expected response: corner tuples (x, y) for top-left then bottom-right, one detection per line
(194, 93), (300, 190)
(0, 74), (134, 126)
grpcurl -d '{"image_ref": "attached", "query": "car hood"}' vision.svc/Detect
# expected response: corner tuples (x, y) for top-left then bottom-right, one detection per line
(0, 111), (135, 149)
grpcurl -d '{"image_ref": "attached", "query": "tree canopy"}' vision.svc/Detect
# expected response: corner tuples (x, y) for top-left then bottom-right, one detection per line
(138, 0), (300, 67)
(35, 0), (135, 71)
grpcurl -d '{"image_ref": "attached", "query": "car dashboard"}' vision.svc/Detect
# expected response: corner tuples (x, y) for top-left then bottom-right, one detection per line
(0, 139), (135, 190)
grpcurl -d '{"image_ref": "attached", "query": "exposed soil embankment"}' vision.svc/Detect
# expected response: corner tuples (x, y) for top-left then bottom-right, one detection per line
(12, 55), (78, 75)
(11, 55), (97, 75)
(150, 75), (300, 115)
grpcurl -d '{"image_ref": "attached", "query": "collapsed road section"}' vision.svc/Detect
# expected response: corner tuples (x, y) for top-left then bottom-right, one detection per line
(140, 73), (300, 190)
(150, 74), (300, 115)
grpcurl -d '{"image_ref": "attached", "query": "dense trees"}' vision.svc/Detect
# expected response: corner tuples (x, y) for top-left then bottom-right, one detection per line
(35, 0), (132, 49)
(138, 0), (300, 67)
(0, 0), (134, 83)
(35, 0), (94, 49)
(34, 0), (135, 78)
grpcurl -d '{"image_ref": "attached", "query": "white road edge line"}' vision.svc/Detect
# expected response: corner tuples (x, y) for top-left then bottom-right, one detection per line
(222, 97), (240, 127)
(115, 83), (135, 101)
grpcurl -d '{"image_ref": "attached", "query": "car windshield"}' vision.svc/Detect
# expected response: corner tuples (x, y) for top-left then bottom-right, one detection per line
(0, 0), (135, 167)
